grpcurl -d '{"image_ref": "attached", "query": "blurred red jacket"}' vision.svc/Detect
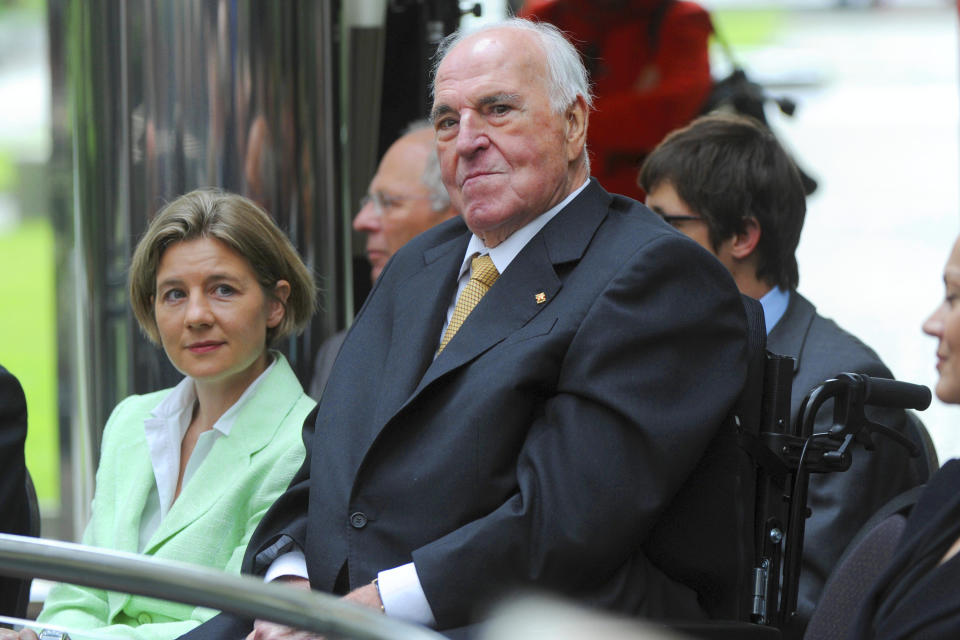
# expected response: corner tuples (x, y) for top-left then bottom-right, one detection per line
(520, 0), (714, 200)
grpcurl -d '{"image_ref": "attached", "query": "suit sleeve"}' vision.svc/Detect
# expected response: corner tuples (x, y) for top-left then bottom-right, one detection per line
(225, 416), (311, 575)
(35, 398), (196, 638)
(0, 365), (29, 617)
(0, 367), (28, 536)
(37, 587), (216, 640)
(37, 396), (137, 631)
(411, 234), (748, 627)
(38, 408), (313, 640)
(241, 406), (320, 575)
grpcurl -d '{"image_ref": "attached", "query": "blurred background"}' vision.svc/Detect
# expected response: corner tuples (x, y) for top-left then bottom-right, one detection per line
(0, 0), (956, 542)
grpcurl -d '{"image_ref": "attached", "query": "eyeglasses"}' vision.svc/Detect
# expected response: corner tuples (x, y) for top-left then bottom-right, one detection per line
(656, 213), (703, 228)
(360, 192), (433, 217)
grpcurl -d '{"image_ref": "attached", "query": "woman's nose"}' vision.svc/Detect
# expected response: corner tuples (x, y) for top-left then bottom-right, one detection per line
(185, 294), (214, 327)
(923, 304), (945, 338)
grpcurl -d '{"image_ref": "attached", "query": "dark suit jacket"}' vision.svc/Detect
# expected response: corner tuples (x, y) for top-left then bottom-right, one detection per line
(0, 365), (30, 617)
(766, 292), (923, 627)
(181, 180), (748, 636)
(308, 329), (347, 399)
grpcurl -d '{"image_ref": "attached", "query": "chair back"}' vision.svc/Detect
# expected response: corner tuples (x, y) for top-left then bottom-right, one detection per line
(801, 486), (922, 640)
(904, 411), (938, 482)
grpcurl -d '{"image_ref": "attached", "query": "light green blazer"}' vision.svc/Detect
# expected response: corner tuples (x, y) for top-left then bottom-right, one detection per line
(37, 354), (314, 640)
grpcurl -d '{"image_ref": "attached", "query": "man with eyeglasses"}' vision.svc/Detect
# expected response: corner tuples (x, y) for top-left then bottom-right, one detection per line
(310, 122), (458, 397)
(355, 121), (459, 283)
(639, 112), (924, 633)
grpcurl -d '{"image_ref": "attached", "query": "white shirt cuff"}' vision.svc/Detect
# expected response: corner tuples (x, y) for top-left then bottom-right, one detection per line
(377, 563), (437, 627)
(264, 550), (309, 583)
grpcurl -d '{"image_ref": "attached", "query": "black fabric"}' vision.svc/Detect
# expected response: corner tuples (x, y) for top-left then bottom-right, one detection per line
(0, 365), (31, 620)
(903, 412), (938, 482)
(803, 514), (906, 640)
(847, 459), (960, 639)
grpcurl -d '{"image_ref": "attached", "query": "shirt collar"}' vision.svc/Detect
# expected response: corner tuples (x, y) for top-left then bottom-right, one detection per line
(141, 352), (279, 519)
(457, 178), (591, 279)
(760, 286), (791, 335)
(147, 350), (279, 439)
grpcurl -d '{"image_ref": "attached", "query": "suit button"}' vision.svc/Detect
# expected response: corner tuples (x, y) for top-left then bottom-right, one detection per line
(138, 612), (152, 624)
(350, 512), (368, 529)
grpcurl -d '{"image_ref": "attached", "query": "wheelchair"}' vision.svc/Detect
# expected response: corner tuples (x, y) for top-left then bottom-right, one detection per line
(669, 297), (932, 640)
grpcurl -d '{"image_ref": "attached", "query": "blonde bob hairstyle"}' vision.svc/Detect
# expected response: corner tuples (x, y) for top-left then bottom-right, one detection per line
(129, 188), (316, 346)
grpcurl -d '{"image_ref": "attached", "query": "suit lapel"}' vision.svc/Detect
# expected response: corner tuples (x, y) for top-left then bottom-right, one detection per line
(142, 433), (250, 555)
(111, 436), (156, 554)
(348, 179), (611, 477)
(371, 232), (468, 427)
(408, 179), (612, 404)
(767, 291), (817, 373)
(414, 232), (562, 396)
(142, 358), (301, 553)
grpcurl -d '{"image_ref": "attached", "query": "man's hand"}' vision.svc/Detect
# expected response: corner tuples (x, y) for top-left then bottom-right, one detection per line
(246, 577), (315, 640)
(342, 583), (384, 612)
(245, 580), (385, 640)
(246, 620), (320, 640)
(0, 628), (38, 640)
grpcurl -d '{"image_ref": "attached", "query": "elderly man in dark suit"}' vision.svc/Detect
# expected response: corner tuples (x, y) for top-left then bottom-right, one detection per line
(640, 112), (924, 630)
(0, 365), (30, 620)
(180, 18), (747, 639)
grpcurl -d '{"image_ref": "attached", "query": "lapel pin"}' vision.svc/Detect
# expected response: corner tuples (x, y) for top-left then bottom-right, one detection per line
(535, 292), (547, 304)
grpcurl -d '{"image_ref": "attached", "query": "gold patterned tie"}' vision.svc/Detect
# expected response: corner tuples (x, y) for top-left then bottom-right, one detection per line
(437, 253), (500, 354)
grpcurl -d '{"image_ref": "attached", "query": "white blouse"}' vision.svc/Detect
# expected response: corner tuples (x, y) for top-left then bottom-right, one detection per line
(137, 355), (277, 551)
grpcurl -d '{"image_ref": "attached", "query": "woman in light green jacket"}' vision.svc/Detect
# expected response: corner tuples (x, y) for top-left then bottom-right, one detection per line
(16, 189), (317, 640)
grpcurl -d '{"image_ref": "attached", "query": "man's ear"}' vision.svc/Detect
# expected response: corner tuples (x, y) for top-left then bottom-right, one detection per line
(730, 217), (761, 260)
(564, 95), (589, 163)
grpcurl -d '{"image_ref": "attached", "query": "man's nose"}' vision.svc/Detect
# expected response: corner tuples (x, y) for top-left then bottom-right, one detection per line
(353, 197), (381, 233)
(456, 112), (489, 156)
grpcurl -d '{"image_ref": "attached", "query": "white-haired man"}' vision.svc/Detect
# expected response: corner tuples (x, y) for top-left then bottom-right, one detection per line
(180, 18), (748, 639)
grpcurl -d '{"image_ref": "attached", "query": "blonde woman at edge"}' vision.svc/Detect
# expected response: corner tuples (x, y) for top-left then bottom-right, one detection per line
(8, 189), (317, 640)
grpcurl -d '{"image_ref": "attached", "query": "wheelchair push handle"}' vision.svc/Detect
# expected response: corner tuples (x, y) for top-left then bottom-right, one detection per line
(861, 375), (932, 411)
(801, 374), (931, 436)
